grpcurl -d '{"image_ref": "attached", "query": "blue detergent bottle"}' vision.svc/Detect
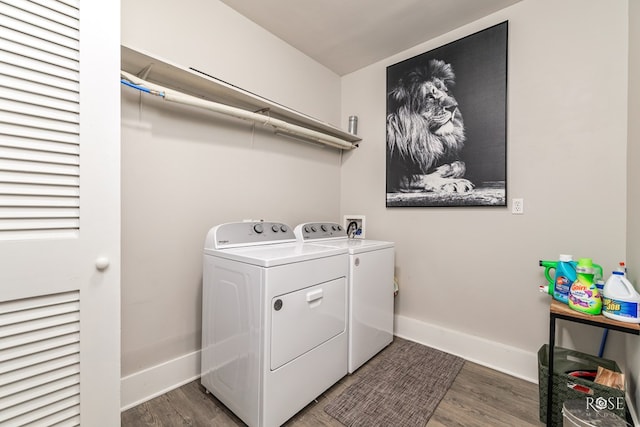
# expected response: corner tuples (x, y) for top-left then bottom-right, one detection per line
(539, 254), (577, 304)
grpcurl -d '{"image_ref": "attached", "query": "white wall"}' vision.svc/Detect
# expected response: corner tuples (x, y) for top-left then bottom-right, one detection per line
(120, 0), (344, 406)
(341, 0), (629, 381)
(626, 0), (640, 419)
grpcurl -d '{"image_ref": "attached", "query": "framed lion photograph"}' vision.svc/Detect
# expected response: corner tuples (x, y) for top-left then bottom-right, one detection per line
(386, 21), (508, 207)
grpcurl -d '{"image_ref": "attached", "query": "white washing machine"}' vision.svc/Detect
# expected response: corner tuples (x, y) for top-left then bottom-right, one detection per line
(294, 222), (394, 373)
(201, 221), (348, 427)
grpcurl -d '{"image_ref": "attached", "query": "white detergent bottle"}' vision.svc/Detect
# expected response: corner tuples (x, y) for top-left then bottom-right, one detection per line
(602, 262), (640, 323)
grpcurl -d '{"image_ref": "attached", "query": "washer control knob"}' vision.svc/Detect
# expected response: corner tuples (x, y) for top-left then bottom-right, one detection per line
(280, 225), (288, 232)
(321, 224), (328, 232)
(337, 225), (343, 231)
(253, 223), (264, 234)
(272, 224), (279, 232)
(274, 299), (283, 311)
(304, 225), (311, 233)
(332, 225), (338, 231)
(310, 226), (317, 232)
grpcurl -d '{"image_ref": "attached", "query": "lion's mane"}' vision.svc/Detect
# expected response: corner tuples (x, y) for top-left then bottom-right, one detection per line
(386, 59), (466, 192)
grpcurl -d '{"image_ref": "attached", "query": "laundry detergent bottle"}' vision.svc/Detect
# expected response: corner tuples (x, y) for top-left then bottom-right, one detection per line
(539, 254), (577, 304)
(602, 262), (640, 323)
(568, 258), (603, 315)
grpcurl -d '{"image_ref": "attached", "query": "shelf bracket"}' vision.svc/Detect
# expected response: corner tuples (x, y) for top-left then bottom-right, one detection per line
(136, 63), (153, 80)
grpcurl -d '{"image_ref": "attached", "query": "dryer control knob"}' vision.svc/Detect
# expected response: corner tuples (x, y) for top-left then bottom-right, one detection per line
(310, 226), (317, 232)
(321, 224), (328, 232)
(304, 225), (311, 233)
(272, 225), (279, 232)
(280, 225), (288, 232)
(332, 225), (337, 231)
(253, 224), (264, 234)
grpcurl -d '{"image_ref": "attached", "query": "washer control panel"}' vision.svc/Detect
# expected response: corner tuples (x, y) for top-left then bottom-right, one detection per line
(207, 221), (295, 249)
(294, 222), (346, 241)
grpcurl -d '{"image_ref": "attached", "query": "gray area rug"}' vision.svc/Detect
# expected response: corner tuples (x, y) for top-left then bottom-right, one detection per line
(324, 337), (464, 427)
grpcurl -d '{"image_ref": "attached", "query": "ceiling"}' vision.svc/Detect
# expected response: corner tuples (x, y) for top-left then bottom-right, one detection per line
(219, 0), (521, 75)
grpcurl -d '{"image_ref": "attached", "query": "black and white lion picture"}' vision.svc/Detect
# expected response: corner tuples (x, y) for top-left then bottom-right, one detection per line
(386, 59), (474, 194)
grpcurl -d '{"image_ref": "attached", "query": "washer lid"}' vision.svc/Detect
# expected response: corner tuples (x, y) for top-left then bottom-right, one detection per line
(313, 238), (394, 254)
(204, 242), (347, 267)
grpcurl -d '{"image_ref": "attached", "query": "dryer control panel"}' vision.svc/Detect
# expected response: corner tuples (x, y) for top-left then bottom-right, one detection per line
(206, 221), (295, 249)
(294, 222), (346, 241)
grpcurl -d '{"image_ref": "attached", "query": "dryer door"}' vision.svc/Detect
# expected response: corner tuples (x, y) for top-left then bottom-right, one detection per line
(270, 278), (346, 370)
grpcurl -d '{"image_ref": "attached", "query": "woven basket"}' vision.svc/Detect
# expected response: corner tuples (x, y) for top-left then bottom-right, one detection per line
(538, 344), (625, 425)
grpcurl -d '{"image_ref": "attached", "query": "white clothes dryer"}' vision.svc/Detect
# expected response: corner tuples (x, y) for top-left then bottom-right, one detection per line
(201, 221), (348, 427)
(294, 222), (394, 373)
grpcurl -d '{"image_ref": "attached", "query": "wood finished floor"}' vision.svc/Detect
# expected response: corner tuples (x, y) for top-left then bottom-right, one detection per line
(121, 356), (542, 427)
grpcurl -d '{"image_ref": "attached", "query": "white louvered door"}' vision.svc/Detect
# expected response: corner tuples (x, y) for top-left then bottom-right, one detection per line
(0, 1), (120, 426)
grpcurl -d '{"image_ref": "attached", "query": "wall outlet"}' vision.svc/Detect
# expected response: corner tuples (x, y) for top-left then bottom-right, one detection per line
(512, 198), (524, 215)
(343, 215), (365, 238)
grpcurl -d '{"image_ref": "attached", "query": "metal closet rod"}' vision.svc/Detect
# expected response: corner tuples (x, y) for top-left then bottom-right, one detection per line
(120, 70), (356, 150)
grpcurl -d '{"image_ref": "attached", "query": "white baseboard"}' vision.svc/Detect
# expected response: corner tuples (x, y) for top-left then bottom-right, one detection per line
(394, 314), (539, 383)
(119, 319), (538, 412)
(120, 350), (201, 411)
(395, 314), (640, 423)
(121, 318), (639, 424)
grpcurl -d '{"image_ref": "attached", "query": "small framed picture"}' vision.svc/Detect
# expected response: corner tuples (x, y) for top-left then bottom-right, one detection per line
(343, 215), (365, 239)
